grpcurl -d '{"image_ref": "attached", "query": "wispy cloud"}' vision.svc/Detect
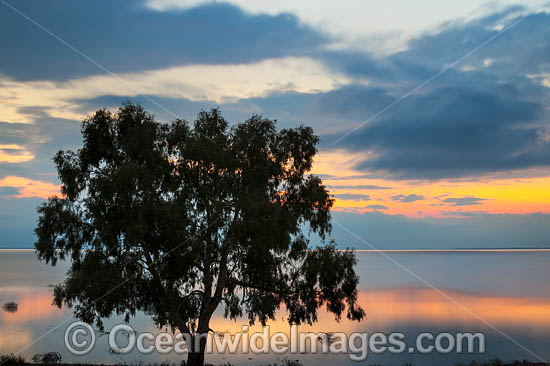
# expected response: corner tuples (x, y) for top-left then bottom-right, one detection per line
(334, 193), (371, 201)
(365, 204), (388, 210)
(0, 144), (34, 163)
(0, 57), (350, 123)
(328, 184), (392, 190)
(442, 197), (487, 206)
(441, 210), (487, 217)
(392, 194), (425, 203)
(0, 176), (59, 198)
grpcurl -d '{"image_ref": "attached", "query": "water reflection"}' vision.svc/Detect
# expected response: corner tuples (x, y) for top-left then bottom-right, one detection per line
(1, 292), (63, 325)
(209, 287), (550, 334)
(0, 250), (549, 365)
(2, 301), (18, 313)
(0, 332), (33, 351)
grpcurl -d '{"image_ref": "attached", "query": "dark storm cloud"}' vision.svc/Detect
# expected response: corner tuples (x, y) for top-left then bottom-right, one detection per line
(236, 85), (396, 129)
(392, 194), (425, 203)
(0, 0), (325, 81)
(323, 84), (548, 179)
(4, 4), (550, 183)
(221, 10), (550, 181)
(83, 81), (550, 183)
(315, 9), (550, 179)
(2, 3), (550, 250)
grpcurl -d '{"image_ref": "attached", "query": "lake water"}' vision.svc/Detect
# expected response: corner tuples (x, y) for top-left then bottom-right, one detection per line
(1, 249), (549, 365)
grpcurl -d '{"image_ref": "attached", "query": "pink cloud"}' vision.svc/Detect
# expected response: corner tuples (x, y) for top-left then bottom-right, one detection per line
(0, 176), (60, 199)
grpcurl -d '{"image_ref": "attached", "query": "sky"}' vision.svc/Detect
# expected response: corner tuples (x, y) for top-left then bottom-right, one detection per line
(1, 0), (550, 249)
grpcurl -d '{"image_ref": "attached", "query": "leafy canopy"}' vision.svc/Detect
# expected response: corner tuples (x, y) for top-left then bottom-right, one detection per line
(35, 103), (365, 339)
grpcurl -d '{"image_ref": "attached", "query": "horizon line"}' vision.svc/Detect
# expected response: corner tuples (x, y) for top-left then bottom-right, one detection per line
(1, 248), (550, 253)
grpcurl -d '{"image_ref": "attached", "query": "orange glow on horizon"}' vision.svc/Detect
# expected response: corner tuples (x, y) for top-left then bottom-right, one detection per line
(311, 150), (550, 218)
(2, 148), (550, 219)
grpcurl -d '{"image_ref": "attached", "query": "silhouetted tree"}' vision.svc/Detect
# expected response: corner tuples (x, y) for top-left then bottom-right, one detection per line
(35, 103), (364, 366)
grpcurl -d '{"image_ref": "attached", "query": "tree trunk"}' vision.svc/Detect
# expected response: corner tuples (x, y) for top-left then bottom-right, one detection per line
(186, 351), (205, 366)
(186, 333), (207, 366)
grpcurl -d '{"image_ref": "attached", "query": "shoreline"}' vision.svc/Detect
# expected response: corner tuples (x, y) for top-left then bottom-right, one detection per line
(2, 248), (550, 253)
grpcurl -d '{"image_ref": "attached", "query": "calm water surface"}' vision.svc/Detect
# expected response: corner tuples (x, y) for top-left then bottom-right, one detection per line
(1, 250), (549, 365)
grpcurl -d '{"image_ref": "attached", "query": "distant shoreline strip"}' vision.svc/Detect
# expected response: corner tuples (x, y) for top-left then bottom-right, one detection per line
(1, 248), (550, 253)
(353, 248), (550, 252)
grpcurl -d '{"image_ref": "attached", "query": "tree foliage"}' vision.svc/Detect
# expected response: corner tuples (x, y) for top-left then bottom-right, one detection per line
(35, 103), (364, 365)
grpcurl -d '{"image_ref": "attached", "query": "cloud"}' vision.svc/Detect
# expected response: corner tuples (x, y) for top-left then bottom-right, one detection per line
(334, 194), (371, 201)
(442, 197), (487, 206)
(441, 210), (487, 217)
(0, 1), (325, 81)
(401, 8), (550, 79)
(232, 85), (397, 135)
(319, 7), (549, 88)
(364, 204), (388, 210)
(0, 114), (83, 180)
(392, 194), (425, 203)
(327, 184), (392, 190)
(323, 83), (548, 179)
(0, 176), (59, 198)
(0, 4), (549, 228)
(0, 144), (34, 163)
(312, 9), (550, 180)
(145, 0), (549, 56)
(527, 73), (550, 88)
(0, 57), (350, 123)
